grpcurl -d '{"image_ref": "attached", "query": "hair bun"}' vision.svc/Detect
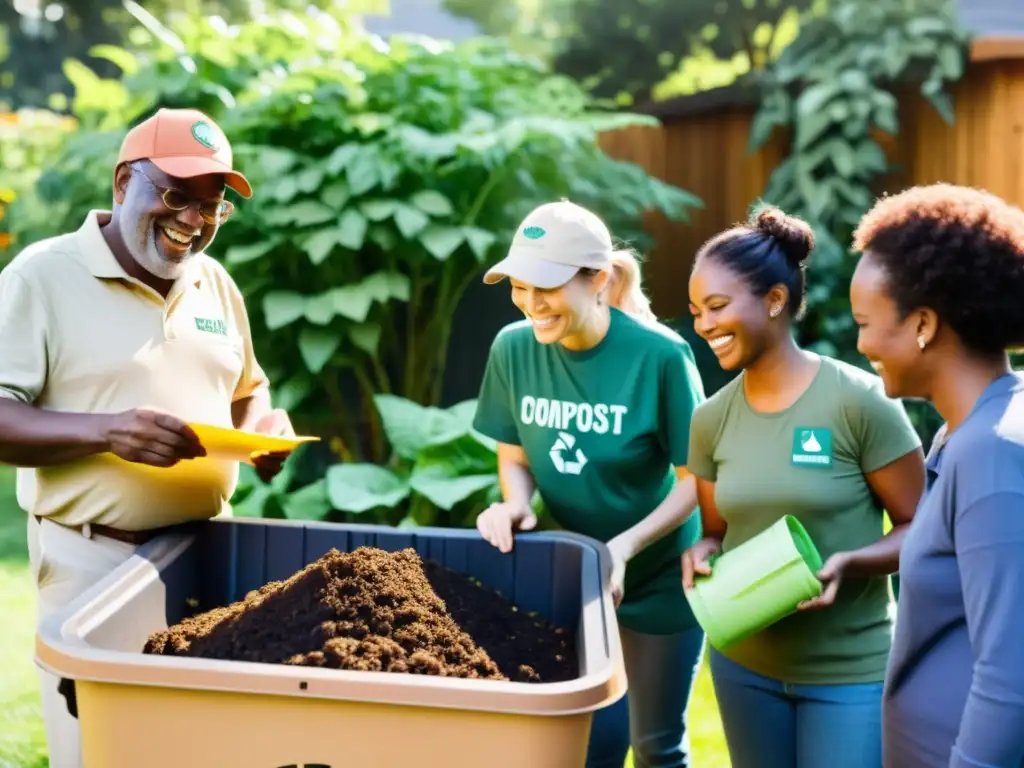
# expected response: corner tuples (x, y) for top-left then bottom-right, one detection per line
(754, 207), (815, 265)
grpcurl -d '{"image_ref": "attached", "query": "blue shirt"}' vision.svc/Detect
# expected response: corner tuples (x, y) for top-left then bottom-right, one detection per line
(884, 372), (1024, 768)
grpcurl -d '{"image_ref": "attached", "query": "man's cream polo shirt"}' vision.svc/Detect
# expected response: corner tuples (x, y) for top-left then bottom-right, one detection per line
(0, 210), (270, 530)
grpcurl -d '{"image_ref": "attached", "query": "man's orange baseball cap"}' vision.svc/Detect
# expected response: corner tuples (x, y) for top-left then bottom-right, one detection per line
(117, 108), (253, 199)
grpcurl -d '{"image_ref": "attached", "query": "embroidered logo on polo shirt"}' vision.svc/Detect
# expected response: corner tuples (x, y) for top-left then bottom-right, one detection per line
(195, 317), (228, 336)
(792, 427), (833, 468)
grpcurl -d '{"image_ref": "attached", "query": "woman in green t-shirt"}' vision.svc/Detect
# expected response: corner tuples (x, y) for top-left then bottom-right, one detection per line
(681, 207), (926, 768)
(473, 200), (707, 768)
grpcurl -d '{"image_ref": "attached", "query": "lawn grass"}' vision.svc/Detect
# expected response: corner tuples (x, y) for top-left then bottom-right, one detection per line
(0, 467), (48, 768)
(0, 465), (730, 767)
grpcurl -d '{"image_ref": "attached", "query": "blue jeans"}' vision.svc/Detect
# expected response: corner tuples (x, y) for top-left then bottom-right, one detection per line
(586, 625), (705, 768)
(709, 649), (883, 768)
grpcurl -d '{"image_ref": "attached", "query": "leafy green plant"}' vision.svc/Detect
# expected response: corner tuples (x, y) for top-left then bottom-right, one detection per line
(747, 0), (969, 446)
(8, 7), (702, 470)
(749, 0), (970, 361)
(326, 395), (500, 528)
(232, 395), (500, 528)
(0, 109), (78, 261)
(7, 6), (704, 527)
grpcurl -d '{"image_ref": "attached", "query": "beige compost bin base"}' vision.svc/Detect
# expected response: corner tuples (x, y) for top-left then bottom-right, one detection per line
(77, 681), (596, 767)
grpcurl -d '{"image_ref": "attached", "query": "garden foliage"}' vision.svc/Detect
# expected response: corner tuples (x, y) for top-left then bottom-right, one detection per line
(2, 5), (702, 527)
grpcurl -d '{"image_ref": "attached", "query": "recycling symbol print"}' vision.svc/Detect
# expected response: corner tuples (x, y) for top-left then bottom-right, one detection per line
(549, 431), (588, 475)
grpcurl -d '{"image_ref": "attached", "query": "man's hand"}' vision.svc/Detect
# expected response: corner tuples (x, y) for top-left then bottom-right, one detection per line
(249, 408), (296, 483)
(101, 407), (206, 468)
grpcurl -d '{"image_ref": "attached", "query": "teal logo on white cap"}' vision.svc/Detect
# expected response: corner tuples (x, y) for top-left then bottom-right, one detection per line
(191, 120), (220, 151)
(792, 427), (832, 468)
(522, 226), (546, 239)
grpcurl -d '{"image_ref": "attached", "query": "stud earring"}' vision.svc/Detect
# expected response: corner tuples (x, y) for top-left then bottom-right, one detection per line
(917, 335), (927, 350)
(769, 305), (782, 318)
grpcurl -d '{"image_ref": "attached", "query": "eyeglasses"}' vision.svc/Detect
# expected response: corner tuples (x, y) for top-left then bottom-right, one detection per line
(132, 165), (236, 225)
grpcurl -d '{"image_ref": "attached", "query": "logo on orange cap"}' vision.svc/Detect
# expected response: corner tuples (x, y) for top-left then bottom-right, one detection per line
(191, 121), (221, 152)
(117, 108), (252, 199)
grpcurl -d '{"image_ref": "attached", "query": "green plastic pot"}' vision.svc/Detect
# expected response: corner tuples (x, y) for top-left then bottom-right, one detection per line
(685, 515), (824, 650)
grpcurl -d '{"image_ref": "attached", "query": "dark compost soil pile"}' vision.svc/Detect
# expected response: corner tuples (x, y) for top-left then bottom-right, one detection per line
(143, 547), (577, 683)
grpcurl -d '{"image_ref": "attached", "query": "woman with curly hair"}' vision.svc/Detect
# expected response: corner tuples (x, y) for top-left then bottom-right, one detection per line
(850, 183), (1024, 768)
(683, 206), (926, 768)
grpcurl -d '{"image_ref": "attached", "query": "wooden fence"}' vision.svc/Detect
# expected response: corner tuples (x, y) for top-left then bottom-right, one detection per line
(598, 57), (1024, 316)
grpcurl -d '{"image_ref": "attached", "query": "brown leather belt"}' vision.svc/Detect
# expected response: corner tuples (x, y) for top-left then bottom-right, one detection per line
(35, 515), (163, 546)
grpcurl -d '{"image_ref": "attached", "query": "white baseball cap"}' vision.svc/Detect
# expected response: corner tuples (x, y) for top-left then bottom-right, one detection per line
(484, 200), (614, 289)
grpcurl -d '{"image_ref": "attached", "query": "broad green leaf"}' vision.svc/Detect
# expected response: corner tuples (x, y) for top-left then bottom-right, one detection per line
(304, 291), (336, 325)
(360, 199), (400, 221)
(444, 399), (481, 432)
(414, 433), (497, 477)
(370, 224), (399, 251)
(263, 291), (307, 330)
(321, 180), (350, 210)
(411, 190), (454, 217)
(462, 227), (497, 261)
(88, 44), (139, 75)
(225, 239), (278, 265)
(830, 140), (856, 178)
(419, 226), (464, 261)
(331, 284), (375, 323)
(795, 111), (835, 151)
(394, 203), (429, 238)
(270, 200), (335, 227)
(362, 270), (411, 302)
(874, 105), (899, 135)
(281, 479), (332, 521)
(924, 90), (955, 126)
(268, 175), (300, 203)
(347, 149), (380, 196)
(906, 16), (951, 38)
(855, 140), (888, 173)
(296, 166), (325, 194)
(326, 463), (410, 513)
(373, 394), (468, 459)
(241, 146), (298, 177)
(298, 327), (341, 373)
(410, 470), (497, 511)
(325, 143), (360, 175)
(272, 375), (313, 412)
(233, 483), (273, 518)
(337, 209), (368, 250)
(938, 43), (964, 81)
(302, 227), (340, 265)
(350, 322), (382, 355)
(796, 82), (842, 119)
(748, 108), (783, 153)
(62, 59), (128, 117)
(270, 456), (297, 495)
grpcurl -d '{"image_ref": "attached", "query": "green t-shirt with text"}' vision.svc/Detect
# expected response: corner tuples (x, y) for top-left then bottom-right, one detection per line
(474, 308), (706, 635)
(687, 356), (922, 684)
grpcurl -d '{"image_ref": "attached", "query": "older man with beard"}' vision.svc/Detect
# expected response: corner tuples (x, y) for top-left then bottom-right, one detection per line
(0, 108), (294, 767)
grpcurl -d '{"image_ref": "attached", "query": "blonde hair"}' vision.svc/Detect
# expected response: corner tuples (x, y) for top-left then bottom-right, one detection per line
(608, 249), (656, 324)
